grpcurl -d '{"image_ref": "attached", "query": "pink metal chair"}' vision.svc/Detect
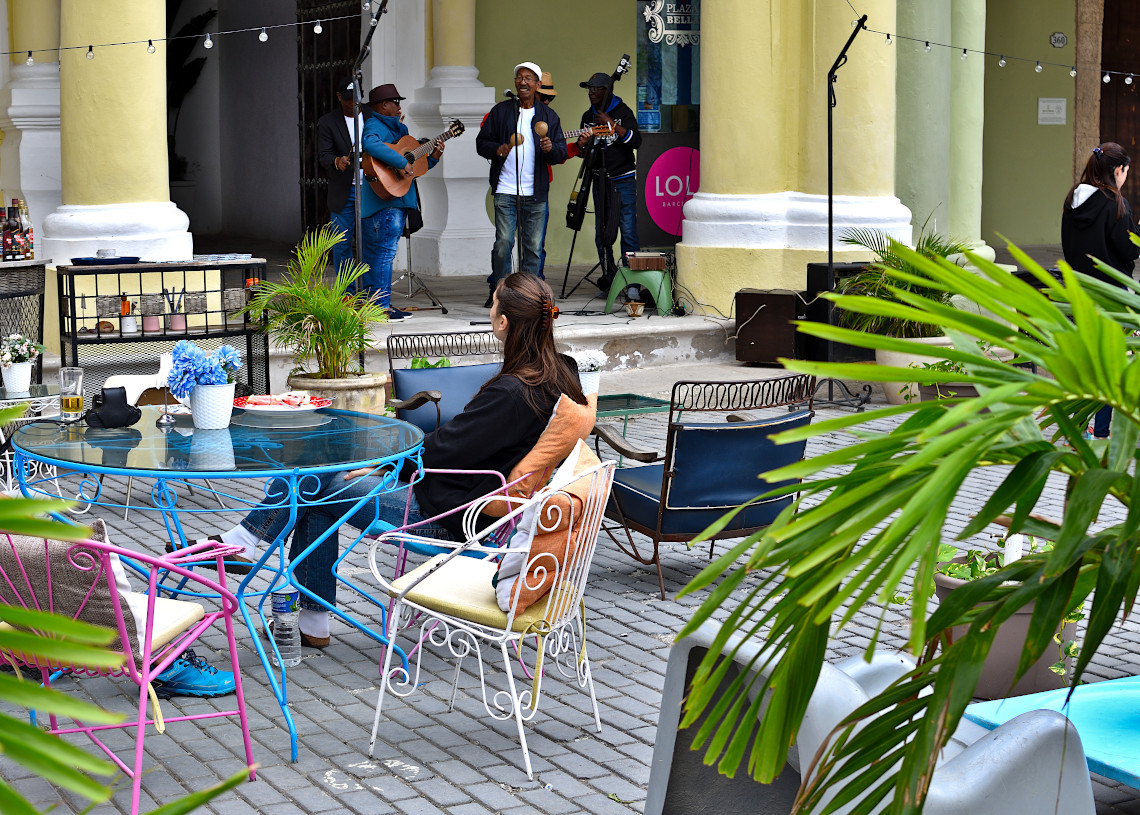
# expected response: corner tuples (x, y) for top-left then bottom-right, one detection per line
(0, 520), (256, 815)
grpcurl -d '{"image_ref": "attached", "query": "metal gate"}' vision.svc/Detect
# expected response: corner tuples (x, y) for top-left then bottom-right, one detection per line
(297, 1), (362, 234)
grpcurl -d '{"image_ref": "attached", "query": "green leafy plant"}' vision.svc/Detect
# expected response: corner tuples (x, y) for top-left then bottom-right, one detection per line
(244, 224), (388, 379)
(837, 223), (968, 338)
(679, 239), (1140, 813)
(410, 356), (451, 369)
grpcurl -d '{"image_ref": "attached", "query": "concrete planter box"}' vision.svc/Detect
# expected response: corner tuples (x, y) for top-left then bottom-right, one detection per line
(286, 371), (388, 415)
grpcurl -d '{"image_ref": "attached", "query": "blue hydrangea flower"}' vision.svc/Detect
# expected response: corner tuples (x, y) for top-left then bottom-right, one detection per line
(215, 345), (242, 376)
(167, 341), (240, 397)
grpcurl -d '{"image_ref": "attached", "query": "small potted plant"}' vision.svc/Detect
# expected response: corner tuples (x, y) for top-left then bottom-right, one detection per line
(167, 340), (242, 429)
(244, 224), (389, 412)
(932, 533), (1082, 699)
(569, 350), (606, 396)
(0, 333), (44, 394)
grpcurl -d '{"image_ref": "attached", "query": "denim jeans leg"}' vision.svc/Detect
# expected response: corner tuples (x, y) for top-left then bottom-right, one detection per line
(330, 192), (355, 279)
(1094, 404), (1113, 438)
(288, 476), (451, 610)
(615, 177), (639, 264)
(370, 208), (405, 310)
(357, 213), (383, 295)
(538, 204), (550, 278)
(519, 198), (545, 274)
(490, 193), (518, 292)
(241, 473), (338, 545)
(592, 177), (616, 275)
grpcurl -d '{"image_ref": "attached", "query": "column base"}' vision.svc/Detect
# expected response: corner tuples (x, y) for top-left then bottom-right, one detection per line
(42, 201), (192, 263)
(405, 67), (496, 276)
(676, 191), (913, 314)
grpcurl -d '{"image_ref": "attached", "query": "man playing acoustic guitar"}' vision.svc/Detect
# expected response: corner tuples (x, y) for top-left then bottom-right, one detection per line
(359, 83), (444, 321)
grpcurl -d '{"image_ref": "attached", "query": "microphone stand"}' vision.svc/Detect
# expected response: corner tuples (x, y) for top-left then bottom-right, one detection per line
(513, 92), (523, 278)
(350, 0), (390, 271)
(812, 14), (872, 411)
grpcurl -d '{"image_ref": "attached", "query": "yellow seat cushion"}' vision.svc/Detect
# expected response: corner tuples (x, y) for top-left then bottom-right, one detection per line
(0, 594), (204, 667)
(390, 555), (551, 633)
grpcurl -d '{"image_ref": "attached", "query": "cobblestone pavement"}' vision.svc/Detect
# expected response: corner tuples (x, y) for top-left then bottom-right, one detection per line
(2, 394), (1139, 814)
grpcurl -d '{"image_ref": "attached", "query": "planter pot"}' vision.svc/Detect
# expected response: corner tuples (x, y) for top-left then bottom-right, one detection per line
(188, 382), (236, 429)
(933, 556), (1077, 700)
(287, 371), (389, 414)
(875, 334), (955, 405)
(579, 370), (601, 396)
(2, 361), (33, 394)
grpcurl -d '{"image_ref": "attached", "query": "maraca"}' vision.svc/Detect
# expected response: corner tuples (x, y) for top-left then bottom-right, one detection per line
(508, 132), (525, 147)
(534, 121), (549, 137)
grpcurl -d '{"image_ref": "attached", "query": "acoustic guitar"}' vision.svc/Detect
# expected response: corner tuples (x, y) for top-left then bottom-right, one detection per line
(362, 119), (465, 201)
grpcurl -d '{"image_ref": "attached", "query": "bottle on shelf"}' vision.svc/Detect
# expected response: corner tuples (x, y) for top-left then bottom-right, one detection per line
(9, 200), (25, 261)
(3, 204), (21, 262)
(18, 199), (32, 260)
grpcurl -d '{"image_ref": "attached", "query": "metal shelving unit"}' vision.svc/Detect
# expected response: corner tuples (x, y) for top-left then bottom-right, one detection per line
(57, 258), (270, 398)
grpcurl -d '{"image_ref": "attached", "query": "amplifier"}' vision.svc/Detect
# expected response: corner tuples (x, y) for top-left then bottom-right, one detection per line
(734, 289), (805, 365)
(803, 262), (875, 363)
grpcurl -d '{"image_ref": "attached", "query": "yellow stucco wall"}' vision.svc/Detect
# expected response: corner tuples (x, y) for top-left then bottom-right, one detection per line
(474, 2), (636, 268)
(981, 0), (1074, 246)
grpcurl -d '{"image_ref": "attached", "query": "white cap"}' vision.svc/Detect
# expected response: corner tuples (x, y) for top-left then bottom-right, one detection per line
(513, 62), (542, 81)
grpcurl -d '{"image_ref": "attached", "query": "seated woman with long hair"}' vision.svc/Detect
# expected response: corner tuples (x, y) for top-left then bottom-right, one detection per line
(200, 273), (586, 646)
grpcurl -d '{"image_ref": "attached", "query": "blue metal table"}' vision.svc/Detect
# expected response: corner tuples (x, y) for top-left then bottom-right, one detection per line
(12, 405), (424, 761)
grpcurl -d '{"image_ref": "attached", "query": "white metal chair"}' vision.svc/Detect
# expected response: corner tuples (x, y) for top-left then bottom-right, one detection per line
(367, 450), (615, 779)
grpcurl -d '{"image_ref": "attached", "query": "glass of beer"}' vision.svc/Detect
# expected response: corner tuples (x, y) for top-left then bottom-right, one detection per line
(59, 367), (84, 422)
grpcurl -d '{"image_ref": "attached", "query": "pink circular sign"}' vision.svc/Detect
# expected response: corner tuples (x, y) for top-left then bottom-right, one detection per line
(644, 146), (700, 236)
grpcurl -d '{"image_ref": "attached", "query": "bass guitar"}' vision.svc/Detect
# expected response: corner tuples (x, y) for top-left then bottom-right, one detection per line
(362, 119), (465, 201)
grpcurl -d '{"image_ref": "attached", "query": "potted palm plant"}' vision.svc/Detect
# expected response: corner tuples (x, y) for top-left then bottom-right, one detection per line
(679, 241), (1138, 813)
(244, 224), (389, 413)
(838, 224), (968, 403)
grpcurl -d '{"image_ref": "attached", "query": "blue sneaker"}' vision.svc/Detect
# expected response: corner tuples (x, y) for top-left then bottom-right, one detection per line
(386, 307), (413, 321)
(153, 648), (235, 698)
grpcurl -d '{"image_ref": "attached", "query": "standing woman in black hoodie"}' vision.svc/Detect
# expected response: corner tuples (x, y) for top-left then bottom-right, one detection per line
(1061, 141), (1140, 437)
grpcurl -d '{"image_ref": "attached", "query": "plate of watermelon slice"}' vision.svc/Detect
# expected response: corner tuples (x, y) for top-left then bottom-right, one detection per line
(233, 392), (332, 415)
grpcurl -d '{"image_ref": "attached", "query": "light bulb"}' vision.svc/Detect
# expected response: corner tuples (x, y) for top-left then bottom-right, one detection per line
(147, 40), (155, 54)
(314, 20), (323, 34)
(203, 33), (213, 49)
(851, 19), (858, 27)
(960, 48), (967, 60)
(924, 41), (931, 53)
(1104, 72), (1111, 83)
(259, 28), (268, 42)
(362, 1), (370, 9)
(24, 51), (32, 66)
(1128, 74), (1135, 85)
(1035, 61), (1043, 73)
(885, 33), (893, 46)
(1070, 67), (1077, 77)
(999, 55), (1006, 67)
(86, 45), (94, 60)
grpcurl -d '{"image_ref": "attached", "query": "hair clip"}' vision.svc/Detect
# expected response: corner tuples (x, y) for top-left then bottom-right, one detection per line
(1094, 146), (1103, 155)
(539, 294), (559, 328)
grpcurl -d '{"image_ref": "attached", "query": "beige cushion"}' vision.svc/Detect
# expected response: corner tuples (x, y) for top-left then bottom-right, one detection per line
(390, 555), (552, 633)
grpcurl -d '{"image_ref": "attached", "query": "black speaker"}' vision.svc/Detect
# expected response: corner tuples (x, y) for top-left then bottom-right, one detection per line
(734, 290), (804, 364)
(803, 262), (875, 363)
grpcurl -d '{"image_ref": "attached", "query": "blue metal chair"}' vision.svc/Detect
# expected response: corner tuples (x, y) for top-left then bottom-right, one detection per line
(595, 374), (815, 598)
(386, 331), (500, 433)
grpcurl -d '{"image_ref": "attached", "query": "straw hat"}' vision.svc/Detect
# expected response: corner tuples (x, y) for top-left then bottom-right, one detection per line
(538, 71), (557, 98)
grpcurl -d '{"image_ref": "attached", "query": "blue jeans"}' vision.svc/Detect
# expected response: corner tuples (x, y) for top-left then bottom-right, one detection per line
(241, 473), (450, 611)
(359, 208), (407, 308)
(1094, 404), (1112, 438)
(330, 190), (356, 277)
(593, 175), (639, 274)
(489, 193), (546, 292)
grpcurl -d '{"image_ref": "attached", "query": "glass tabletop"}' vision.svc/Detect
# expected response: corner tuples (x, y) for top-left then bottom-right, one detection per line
(12, 405), (423, 476)
(596, 392), (671, 416)
(0, 384), (58, 401)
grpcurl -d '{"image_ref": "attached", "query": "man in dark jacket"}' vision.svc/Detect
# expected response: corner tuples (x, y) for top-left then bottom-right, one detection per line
(572, 72), (642, 290)
(316, 77), (363, 280)
(476, 61), (567, 307)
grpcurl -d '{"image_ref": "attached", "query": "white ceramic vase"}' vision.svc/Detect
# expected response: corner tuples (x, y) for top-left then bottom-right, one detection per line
(579, 370), (601, 396)
(189, 428), (236, 471)
(2, 361), (33, 394)
(189, 382), (236, 429)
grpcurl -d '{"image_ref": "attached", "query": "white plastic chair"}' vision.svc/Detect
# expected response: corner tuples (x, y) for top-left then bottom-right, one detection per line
(367, 456), (615, 779)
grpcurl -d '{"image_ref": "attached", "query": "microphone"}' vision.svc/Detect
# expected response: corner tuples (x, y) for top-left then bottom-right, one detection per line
(503, 89), (516, 99)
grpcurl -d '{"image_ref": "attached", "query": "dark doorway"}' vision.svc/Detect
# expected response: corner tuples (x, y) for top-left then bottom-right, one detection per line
(297, 1), (362, 234)
(1101, 0), (1140, 202)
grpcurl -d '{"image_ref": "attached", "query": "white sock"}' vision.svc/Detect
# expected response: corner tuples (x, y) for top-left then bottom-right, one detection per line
(299, 608), (330, 638)
(219, 525), (259, 559)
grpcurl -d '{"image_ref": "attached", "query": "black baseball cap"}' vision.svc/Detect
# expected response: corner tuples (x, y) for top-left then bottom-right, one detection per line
(580, 72), (610, 89)
(335, 76), (356, 97)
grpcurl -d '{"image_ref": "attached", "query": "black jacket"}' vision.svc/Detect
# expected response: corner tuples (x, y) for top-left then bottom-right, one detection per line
(579, 95), (641, 180)
(413, 356), (580, 540)
(1061, 185), (1140, 284)
(316, 108), (357, 214)
(476, 99), (567, 201)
